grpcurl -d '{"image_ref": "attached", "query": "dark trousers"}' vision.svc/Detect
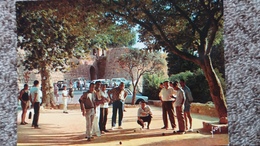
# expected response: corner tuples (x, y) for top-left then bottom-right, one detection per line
(32, 102), (40, 127)
(137, 114), (152, 128)
(162, 101), (176, 128)
(112, 100), (124, 127)
(176, 106), (185, 131)
(99, 108), (108, 131)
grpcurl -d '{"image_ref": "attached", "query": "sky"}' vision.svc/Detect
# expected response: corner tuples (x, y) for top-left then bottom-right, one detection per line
(132, 42), (146, 49)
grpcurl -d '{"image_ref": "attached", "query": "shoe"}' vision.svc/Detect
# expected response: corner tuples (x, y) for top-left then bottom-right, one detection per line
(85, 136), (94, 139)
(20, 122), (26, 125)
(101, 131), (105, 134)
(34, 126), (40, 129)
(111, 127), (115, 130)
(87, 138), (91, 141)
(188, 129), (193, 132)
(24, 122), (28, 124)
(147, 126), (150, 129)
(118, 126), (123, 129)
(124, 109), (126, 112)
(104, 130), (109, 132)
(161, 126), (168, 129)
(176, 130), (185, 134)
(63, 111), (68, 114)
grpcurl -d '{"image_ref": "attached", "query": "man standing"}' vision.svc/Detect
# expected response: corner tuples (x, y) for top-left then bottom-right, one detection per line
(108, 82), (128, 130)
(79, 83), (96, 141)
(62, 85), (69, 114)
(99, 84), (110, 133)
(159, 81), (177, 130)
(92, 81), (102, 137)
(172, 81), (186, 133)
(30, 80), (41, 129)
(180, 79), (193, 132)
(137, 101), (153, 129)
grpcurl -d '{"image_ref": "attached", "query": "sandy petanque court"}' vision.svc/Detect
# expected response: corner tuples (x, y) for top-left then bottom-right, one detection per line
(17, 105), (229, 146)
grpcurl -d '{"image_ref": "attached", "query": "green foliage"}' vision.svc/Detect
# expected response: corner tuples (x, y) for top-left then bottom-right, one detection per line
(168, 71), (193, 82)
(16, 1), (136, 73)
(117, 49), (166, 77)
(168, 69), (211, 103)
(117, 48), (166, 104)
(16, 7), (78, 72)
(167, 51), (199, 75)
(142, 73), (167, 100)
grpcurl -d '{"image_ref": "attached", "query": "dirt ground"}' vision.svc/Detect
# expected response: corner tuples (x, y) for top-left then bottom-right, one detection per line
(17, 105), (229, 146)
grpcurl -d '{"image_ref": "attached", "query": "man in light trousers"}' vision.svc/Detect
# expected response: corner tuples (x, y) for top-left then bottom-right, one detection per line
(79, 83), (96, 141)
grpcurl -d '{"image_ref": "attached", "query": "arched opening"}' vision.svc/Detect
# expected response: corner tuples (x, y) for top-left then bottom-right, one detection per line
(90, 66), (96, 81)
(93, 49), (96, 56)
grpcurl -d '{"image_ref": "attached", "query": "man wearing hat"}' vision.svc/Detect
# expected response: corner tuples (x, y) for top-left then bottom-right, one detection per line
(137, 101), (153, 129)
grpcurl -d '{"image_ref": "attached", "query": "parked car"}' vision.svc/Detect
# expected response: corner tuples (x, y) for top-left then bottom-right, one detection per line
(107, 88), (148, 104)
(57, 81), (66, 90)
(110, 78), (131, 88)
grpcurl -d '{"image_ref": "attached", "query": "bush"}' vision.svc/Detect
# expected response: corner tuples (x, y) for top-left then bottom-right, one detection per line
(142, 74), (167, 100)
(142, 68), (225, 103)
(169, 69), (211, 103)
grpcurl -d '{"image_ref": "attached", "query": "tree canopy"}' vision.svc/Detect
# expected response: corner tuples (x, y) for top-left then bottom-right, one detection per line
(94, 0), (227, 121)
(16, 0), (136, 107)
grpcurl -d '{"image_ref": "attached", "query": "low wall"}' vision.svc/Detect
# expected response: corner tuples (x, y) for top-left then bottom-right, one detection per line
(59, 100), (219, 117)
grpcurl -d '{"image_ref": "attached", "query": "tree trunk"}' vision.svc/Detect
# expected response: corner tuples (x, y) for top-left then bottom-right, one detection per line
(131, 84), (137, 105)
(40, 66), (55, 109)
(200, 55), (227, 124)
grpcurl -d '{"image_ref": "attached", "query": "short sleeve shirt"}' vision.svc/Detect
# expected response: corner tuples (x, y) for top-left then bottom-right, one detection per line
(30, 87), (41, 102)
(137, 105), (153, 117)
(159, 87), (177, 101)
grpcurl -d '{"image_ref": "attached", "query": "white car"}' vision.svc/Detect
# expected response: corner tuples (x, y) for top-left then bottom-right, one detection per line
(110, 78), (131, 88)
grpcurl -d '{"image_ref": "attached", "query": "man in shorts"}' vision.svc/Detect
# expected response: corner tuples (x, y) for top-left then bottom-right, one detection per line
(180, 79), (193, 132)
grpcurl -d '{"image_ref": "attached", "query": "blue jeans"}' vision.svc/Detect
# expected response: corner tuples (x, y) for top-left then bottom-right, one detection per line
(112, 100), (124, 127)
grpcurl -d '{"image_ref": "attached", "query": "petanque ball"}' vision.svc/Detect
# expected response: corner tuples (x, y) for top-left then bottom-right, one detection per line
(119, 141), (122, 145)
(197, 130), (200, 133)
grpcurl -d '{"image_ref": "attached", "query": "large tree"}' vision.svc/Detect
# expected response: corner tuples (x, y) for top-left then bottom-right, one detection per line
(95, 0), (227, 123)
(16, 1), (135, 107)
(117, 49), (166, 105)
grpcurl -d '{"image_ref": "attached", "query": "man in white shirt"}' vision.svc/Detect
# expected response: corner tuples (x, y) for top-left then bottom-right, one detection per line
(172, 81), (186, 133)
(79, 83), (96, 141)
(30, 80), (41, 129)
(137, 101), (153, 129)
(99, 84), (110, 133)
(159, 81), (177, 130)
(62, 85), (69, 114)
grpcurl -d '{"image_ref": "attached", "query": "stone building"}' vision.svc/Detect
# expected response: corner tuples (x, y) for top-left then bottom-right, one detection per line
(18, 47), (168, 87)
